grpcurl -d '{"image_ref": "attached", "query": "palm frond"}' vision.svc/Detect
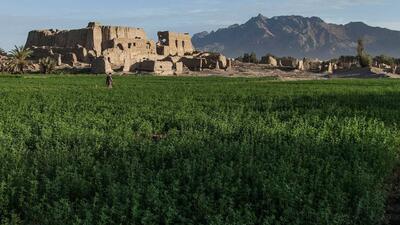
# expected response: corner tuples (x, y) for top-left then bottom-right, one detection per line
(9, 45), (33, 61)
(7, 46), (33, 74)
(0, 48), (6, 56)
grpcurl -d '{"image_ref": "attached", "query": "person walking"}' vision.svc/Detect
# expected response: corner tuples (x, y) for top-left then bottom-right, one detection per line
(106, 73), (113, 89)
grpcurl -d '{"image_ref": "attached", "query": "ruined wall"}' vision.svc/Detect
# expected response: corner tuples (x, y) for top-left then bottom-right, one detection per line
(180, 57), (205, 71)
(279, 58), (298, 68)
(26, 23), (148, 55)
(303, 59), (320, 72)
(157, 31), (194, 56)
(25, 29), (90, 50)
(25, 22), (227, 75)
(109, 38), (156, 56)
(99, 26), (147, 52)
(137, 60), (174, 75)
(86, 25), (102, 56)
(260, 56), (278, 67)
(92, 56), (113, 74)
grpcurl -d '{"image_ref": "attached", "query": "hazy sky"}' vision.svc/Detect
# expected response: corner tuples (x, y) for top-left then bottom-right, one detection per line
(0, 0), (398, 50)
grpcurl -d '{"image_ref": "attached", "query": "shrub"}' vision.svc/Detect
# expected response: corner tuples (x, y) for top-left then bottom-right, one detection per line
(374, 55), (396, 67)
(359, 53), (372, 68)
(39, 57), (57, 74)
(237, 53), (259, 63)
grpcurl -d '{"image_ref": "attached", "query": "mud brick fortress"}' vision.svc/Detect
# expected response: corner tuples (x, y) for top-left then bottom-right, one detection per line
(25, 22), (231, 75)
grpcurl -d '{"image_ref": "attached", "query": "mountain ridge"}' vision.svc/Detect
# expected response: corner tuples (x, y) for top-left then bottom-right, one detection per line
(192, 14), (400, 59)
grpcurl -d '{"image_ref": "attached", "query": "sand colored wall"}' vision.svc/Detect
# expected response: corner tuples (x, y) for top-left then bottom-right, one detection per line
(26, 23), (148, 55)
(25, 29), (89, 50)
(157, 31), (194, 56)
(24, 22), (205, 75)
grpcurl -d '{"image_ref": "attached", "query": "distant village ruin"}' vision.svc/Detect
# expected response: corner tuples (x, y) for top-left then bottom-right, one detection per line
(0, 21), (399, 78)
(24, 22), (232, 75)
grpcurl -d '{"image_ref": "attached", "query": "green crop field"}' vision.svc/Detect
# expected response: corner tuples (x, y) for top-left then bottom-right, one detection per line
(0, 75), (399, 225)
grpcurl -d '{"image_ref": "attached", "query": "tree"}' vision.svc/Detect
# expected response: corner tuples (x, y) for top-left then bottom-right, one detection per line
(242, 52), (258, 63)
(242, 53), (250, 63)
(375, 55), (395, 67)
(356, 39), (372, 68)
(240, 53), (257, 63)
(260, 53), (277, 64)
(8, 45), (33, 74)
(359, 54), (372, 68)
(39, 57), (57, 74)
(374, 55), (398, 73)
(339, 55), (358, 64)
(249, 52), (258, 64)
(357, 39), (365, 57)
(0, 48), (6, 56)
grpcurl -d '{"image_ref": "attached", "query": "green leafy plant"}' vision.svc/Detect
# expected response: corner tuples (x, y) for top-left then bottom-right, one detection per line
(0, 76), (398, 225)
(7, 45), (33, 74)
(39, 57), (57, 74)
(359, 53), (373, 68)
(357, 39), (372, 68)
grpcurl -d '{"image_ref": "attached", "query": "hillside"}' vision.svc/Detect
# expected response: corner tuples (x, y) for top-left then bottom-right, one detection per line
(192, 14), (400, 59)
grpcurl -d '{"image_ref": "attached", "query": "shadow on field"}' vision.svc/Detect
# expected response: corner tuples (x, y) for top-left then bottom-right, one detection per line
(264, 92), (400, 125)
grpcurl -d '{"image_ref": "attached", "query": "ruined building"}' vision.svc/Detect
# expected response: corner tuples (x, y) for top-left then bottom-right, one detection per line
(25, 22), (231, 75)
(157, 31), (194, 56)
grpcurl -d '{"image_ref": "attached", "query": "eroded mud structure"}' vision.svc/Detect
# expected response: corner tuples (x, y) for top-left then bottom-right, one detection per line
(25, 22), (231, 75)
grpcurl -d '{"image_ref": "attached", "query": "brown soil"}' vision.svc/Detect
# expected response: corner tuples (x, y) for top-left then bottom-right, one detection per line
(181, 62), (400, 80)
(184, 62), (327, 80)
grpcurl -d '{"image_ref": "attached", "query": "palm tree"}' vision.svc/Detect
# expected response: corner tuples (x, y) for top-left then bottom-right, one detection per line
(8, 45), (33, 74)
(0, 48), (6, 56)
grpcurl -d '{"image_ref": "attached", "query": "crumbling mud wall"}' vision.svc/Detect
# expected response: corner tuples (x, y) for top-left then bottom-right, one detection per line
(26, 22), (148, 55)
(25, 22), (231, 75)
(157, 32), (194, 56)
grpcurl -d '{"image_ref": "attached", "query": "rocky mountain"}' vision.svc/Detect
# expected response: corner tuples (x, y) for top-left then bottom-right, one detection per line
(192, 14), (400, 59)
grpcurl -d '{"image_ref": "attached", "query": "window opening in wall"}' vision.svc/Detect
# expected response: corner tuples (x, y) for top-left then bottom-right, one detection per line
(117, 43), (123, 50)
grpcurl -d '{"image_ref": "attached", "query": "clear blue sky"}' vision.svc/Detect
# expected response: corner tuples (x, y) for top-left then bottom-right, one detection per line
(0, 0), (398, 50)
